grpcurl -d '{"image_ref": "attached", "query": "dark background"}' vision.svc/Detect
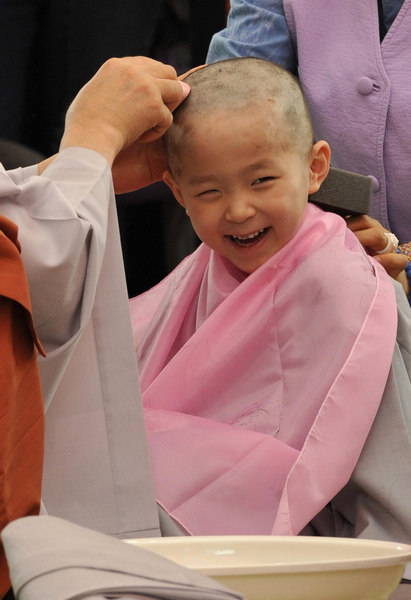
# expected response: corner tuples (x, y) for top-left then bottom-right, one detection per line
(0, 0), (227, 295)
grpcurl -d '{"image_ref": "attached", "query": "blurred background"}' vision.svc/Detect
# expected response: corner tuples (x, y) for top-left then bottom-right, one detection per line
(0, 0), (227, 295)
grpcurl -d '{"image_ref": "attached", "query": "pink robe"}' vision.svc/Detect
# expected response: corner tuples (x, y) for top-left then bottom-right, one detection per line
(130, 204), (397, 536)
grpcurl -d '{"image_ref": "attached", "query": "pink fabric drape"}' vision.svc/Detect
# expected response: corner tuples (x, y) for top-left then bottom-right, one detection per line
(130, 204), (397, 536)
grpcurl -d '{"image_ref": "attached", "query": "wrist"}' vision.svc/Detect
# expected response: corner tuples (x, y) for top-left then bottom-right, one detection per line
(60, 122), (124, 166)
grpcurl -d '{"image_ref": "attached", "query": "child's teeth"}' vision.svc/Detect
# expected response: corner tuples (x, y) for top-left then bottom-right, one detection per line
(234, 229), (264, 240)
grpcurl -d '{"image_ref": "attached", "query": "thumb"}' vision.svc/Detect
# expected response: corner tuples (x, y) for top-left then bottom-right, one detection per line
(373, 252), (408, 279)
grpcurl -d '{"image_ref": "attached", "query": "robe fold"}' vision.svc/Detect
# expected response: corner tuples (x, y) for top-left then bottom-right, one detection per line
(130, 203), (397, 536)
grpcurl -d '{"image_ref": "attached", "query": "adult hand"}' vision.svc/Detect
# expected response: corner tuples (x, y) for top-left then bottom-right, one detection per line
(346, 215), (408, 280)
(58, 56), (190, 178)
(111, 63), (201, 193)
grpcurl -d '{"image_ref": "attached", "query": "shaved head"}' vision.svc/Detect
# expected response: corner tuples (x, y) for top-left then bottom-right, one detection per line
(165, 57), (314, 177)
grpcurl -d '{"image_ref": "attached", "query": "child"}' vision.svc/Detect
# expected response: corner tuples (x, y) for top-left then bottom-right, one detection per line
(130, 58), (409, 540)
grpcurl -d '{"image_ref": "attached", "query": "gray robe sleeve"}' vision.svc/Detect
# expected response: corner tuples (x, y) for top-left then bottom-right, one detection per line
(306, 280), (411, 577)
(1, 148), (160, 538)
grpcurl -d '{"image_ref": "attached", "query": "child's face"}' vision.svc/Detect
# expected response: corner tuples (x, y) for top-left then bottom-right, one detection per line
(165, 108), (327, 274)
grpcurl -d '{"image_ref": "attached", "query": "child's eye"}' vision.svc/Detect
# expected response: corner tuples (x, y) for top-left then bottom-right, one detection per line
(196, 189), (219, 198)
(253, 176), (275, 186)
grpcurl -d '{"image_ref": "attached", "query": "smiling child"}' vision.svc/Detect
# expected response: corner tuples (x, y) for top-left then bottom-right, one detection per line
(129, 58), (407, 541)
(163, 58), (329, 274)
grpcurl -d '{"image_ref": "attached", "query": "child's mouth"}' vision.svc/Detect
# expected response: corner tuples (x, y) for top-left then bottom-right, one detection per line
(229, 228), (268, 247)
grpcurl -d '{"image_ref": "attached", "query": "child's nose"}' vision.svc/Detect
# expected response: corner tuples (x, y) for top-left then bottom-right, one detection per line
(224, 196), (256, 223)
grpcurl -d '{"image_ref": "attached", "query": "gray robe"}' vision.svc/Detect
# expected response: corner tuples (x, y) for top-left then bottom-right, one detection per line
(1, 148), (159, 538)
(305, 281), (411, 578)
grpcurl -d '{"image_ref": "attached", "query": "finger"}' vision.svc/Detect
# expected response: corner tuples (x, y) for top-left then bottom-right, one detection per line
(352, 227), (388, 251)
(138, 104), (174, 143)
(346, 214), (383, 233)
(346, 214), (388, 251)
(138, 80), (190, 144)
(112, 78), (184, 148)
(345, 215), (366, 232)
(178, 80), (191, 101)
(118, 56), (178, 81)
(158, 79), (190, 114)
(373, 252), (408, 279)
(95, 58), (181, 115)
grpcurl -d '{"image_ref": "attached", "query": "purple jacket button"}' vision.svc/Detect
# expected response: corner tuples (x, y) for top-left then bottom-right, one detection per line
(368, 175), (380, 192)
(357, 76), (374, 95)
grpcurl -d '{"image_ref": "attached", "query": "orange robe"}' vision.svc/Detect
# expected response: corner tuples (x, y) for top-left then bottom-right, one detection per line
(0, 215), (44, 598)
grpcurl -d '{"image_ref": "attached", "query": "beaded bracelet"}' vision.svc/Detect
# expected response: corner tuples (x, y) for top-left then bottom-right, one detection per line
(397, 241), (411, 261)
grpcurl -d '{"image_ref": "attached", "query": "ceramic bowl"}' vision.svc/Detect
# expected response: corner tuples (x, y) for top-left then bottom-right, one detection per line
(126, 535), (411, 600)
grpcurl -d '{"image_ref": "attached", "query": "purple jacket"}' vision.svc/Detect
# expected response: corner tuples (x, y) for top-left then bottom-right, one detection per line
(283, 0), (411, 242)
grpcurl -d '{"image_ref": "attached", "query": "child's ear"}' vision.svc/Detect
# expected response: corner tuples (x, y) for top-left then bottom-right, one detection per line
(163, 170), (186, 208)
(308, 141), (331, 194)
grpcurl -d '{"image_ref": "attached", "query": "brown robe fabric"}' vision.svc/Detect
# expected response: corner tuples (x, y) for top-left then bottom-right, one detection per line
(0, 215), (44, 598)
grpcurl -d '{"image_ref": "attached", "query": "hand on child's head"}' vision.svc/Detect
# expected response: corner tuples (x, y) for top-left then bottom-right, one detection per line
(138, 80), (191, 144)
(111, 78), (191, 194)
(60, 56), (191, 193)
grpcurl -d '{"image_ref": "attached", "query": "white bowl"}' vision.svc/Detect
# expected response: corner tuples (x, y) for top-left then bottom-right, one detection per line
(126, 535), (411, 600)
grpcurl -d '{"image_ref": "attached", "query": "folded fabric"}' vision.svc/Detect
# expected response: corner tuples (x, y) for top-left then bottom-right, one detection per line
(130, 204), (397, 536)
(2, 516), (243, 600)
(0, 215), (45, 597)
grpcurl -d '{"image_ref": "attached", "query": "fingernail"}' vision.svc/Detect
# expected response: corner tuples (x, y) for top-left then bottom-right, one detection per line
(179, 81), (191, 99)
